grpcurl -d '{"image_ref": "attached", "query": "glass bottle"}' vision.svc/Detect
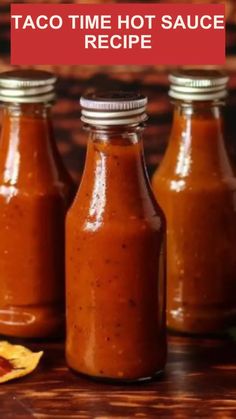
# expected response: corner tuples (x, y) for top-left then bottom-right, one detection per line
(0, 69), (74, 338)
(66, 91), (166, 382)
(152, 69), (236, 335)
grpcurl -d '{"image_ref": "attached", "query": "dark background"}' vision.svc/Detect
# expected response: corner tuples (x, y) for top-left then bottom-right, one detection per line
(0, 0), (236, 183)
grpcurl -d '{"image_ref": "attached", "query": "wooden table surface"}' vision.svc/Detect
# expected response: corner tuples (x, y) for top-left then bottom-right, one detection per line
(0, 336), (235, 418)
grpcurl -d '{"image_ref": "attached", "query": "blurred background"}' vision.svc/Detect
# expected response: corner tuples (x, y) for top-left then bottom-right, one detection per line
(0, 0), (236, 183)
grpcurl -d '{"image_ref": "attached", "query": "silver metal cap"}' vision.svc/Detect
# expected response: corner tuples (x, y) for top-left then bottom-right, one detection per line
(80, 91), (148, 126)
(0, 70), (56, 103)
(169, 69), (228, 101)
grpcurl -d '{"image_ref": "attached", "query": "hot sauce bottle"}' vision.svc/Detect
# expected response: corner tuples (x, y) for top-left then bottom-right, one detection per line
(152, 69), (236, 335)
(0, 70), (74, 338)
(66, 92), (167, 381)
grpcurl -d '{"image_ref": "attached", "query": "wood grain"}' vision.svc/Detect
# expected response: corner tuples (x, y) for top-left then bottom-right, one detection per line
(0, 337), (235, 418)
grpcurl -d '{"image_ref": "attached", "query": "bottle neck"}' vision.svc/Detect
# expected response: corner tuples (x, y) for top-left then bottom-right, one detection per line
(167, 100), (233, 178)
(3, 102), (51, 115)
(171, 100), (224, 134)
(0, 102), (62, 188)
(84, 124), (144, 145)
(83, 125), (147, 187)
(77, 124), (157, 220)
(1, 102), (53, 144)
(84, 125), (147, 186)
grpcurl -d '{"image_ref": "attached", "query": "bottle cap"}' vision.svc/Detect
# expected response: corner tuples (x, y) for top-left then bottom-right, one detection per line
(0, 69), (56, 103)
(80, 91), (148, 126)
(169, 69), (228, 101)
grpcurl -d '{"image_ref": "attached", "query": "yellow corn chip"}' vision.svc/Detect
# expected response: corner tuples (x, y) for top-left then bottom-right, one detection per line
(0, 341), (43, 383)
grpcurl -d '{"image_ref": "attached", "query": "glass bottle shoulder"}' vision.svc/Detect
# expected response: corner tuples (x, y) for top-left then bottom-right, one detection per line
(67, 138), (164, 234)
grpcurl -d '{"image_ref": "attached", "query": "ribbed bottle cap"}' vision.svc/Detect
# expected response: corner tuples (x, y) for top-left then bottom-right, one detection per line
(80, 91), (148, 126)
(169, 69), (228, 101)
(0, 70), (56, 103)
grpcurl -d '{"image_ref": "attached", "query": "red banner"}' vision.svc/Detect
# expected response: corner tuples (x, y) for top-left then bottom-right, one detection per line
(11, 3), (225, 65)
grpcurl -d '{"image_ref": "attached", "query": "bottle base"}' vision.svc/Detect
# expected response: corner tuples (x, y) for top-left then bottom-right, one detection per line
(0, 304), (64, 339)
(167, 316), (236, 338)
(68, 366), (165, 385)
(168, 326), (233, 339)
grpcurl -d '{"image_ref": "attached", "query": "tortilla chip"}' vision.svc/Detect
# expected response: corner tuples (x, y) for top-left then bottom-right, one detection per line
(0, 341), (43, 383)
